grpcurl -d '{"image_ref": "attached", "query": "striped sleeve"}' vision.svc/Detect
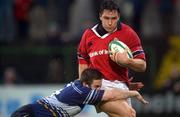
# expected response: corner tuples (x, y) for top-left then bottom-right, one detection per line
(128, 27), (146, 60)
(83, 89), (104, 105)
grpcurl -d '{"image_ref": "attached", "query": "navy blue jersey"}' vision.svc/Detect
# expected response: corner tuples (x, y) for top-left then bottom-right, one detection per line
(32, 80), (104, 117)
(55, 80), (104, 107)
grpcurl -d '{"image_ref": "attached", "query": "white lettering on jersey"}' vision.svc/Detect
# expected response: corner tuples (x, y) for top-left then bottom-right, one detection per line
(49, 83), (72, 97)
(98, 50), (104, 55)
(50, 89), (62, 97)
(89, 49), (109, 57)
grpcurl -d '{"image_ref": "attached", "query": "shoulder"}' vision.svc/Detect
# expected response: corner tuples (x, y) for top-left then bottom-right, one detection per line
(73, 80), (92, 93)
(121, 23), (137, 34)
(82, 28), (94, 37)
(80, 28), (95, 44)
(120, 23), (140, 40)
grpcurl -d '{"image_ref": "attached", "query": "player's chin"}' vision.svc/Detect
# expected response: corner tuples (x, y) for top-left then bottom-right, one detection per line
(105, 27), (115, 33)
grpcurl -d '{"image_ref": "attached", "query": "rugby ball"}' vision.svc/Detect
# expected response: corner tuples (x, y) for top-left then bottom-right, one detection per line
(108, 39), (133, 58)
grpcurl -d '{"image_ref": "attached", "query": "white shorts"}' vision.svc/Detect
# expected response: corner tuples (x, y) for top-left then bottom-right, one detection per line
(101, 79), (132, 106)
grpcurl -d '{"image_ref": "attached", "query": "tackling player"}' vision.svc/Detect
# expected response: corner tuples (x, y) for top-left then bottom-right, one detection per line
(11, 68), (148, 117)
(77, 0), (146, 116)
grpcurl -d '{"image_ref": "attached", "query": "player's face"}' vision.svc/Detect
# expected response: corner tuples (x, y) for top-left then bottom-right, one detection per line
(90, 79), (102, 90)
(100, 9), (120, 33)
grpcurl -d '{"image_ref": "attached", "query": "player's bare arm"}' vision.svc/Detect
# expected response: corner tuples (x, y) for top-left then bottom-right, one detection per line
(126, 58), (146, 72)
(102, 88), (149, 105)
(78, 64), (89, 78)
(110, 50), (146, 72)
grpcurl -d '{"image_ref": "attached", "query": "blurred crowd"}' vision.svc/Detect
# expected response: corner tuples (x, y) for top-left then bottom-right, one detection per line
(0, 0), (179, 44)
(0, 0), (180, 93)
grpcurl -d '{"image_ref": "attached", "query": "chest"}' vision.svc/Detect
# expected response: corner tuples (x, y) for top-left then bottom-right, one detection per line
(86, 31), (129, 53)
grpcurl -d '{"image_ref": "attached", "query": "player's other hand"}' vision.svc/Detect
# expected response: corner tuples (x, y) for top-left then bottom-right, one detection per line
(129, 82), (144, 91)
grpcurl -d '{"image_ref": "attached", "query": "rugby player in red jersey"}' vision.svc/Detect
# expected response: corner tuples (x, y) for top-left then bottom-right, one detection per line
(77, 0), (146, 117)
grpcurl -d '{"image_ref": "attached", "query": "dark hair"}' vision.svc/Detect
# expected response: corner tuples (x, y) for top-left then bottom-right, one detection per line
(99, 0), (120, 15)
(80, 68), (104, 86)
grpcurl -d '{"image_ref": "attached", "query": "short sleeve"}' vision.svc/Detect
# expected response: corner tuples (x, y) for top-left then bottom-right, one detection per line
(128, 28), (146, 60)
(77, 29), (90, 65)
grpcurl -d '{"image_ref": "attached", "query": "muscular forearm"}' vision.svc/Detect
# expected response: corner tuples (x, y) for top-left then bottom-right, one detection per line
(126, 58), (146, 72)
(103, 89), (138, 101)
(110, 51), (146, 72)
(112, 89), (139, 99)
(78, 64), (89, 78)
(102, 88), (149, 104)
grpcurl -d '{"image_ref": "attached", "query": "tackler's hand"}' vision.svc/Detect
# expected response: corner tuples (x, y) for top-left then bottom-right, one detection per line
(136, 92), (149, 105)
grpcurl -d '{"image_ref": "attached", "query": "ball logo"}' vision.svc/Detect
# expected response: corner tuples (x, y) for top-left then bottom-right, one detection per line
(109, 39), (133, 58)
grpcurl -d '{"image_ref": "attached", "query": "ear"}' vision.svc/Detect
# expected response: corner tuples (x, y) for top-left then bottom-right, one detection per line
(83, 82), (90, 87)
(99, 15), (102, 21)
(85, 84), (90, 88)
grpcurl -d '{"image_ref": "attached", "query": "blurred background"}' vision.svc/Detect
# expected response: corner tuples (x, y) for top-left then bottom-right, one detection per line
(0, 0), (180, 117)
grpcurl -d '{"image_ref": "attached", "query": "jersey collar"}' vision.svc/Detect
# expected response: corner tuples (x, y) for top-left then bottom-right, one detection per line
(92, 22), (122, 38)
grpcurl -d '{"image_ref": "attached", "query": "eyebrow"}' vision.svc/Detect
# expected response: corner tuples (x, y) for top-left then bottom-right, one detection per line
(103, 16), (118, 19)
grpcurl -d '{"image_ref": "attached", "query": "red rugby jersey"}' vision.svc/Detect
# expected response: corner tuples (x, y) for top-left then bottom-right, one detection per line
(78, 23), (146, 83)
